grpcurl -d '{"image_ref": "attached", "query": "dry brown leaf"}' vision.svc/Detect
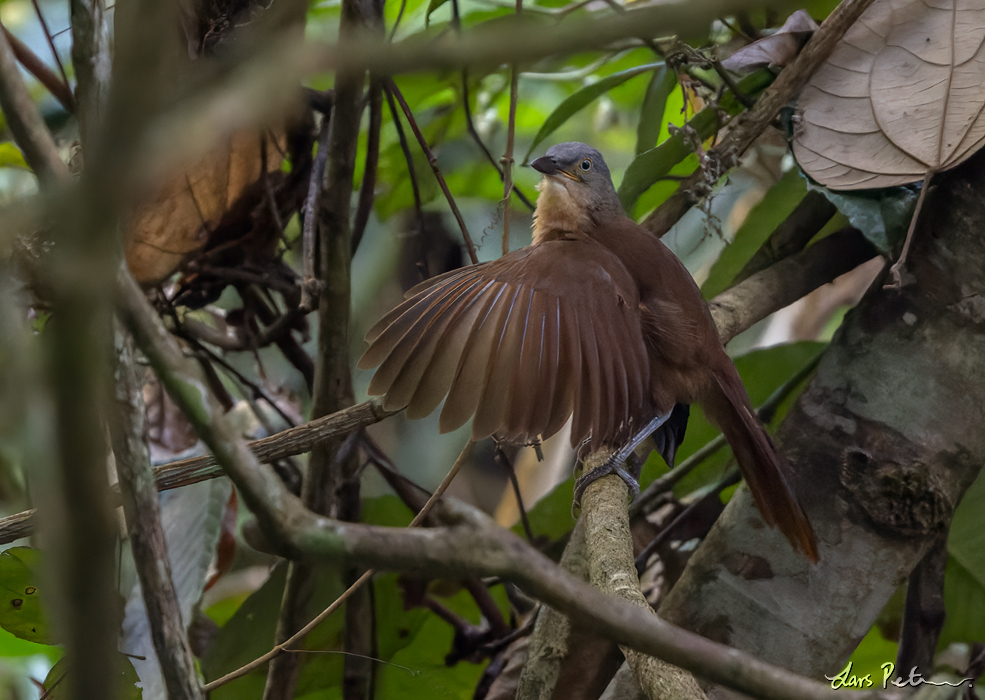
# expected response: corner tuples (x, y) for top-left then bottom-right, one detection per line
(721, 10), (818, 73)
(124, 128), (288, 285)
(793, 0), (985, 190)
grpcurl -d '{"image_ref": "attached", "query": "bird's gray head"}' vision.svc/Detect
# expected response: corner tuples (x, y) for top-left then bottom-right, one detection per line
(529, 143), (621, 241)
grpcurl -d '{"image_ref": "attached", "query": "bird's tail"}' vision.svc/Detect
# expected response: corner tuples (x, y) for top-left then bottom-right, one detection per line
(705, 366), (819, 562)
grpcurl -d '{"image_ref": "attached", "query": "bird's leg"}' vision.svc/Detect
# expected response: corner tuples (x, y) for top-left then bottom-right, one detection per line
(573, 412), (672, 506)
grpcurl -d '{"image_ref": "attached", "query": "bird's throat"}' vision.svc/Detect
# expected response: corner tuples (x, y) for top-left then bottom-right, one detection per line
(532, 177), (590, 244)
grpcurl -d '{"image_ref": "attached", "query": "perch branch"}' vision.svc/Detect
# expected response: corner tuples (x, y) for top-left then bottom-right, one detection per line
(580, 458), (705, 700)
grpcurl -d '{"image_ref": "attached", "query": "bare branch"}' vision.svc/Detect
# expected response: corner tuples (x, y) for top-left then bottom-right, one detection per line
(386, 78), (480, 265)
(300, 112), (330, 308)
(351, 78), (383, 255)
(0, 26), (67, 182)
(1, 24), (75, 113)
(642, 0), (876, 236)
(580, 460), (705, 700)
(710, 227), (878, 344)
(110, 329), (204, 700)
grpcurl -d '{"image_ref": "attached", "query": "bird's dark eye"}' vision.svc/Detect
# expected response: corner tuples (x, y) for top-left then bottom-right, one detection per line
(580, 159), (592, 171)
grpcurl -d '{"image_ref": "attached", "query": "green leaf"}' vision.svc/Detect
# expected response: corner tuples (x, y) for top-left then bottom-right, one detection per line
(828, 625), (898, 688)
(362, 494), (415, 528)
(202, 564), (289, 699)
(0, 547), (51, 644)
(618, 69), (775, 214)
(701, 168), (806, 299)
(938, 467), (985, 649)
(808, 181), (919, 253)
(0, 143), (28, 170)
(635, 66), (676, 155)
(425, 0), (449, 25)
(523, 62), (662, 163)
(940, 558), (985, 650)
(374, 586), (489, 700)
(516, 475), (576, 543)
(42, 655), (143, 699)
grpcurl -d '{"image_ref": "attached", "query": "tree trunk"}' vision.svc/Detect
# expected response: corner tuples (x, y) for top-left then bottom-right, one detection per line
(660, 151), (985, 690)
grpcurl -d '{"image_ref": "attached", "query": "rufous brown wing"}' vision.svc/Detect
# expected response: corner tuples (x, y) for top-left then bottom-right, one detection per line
(359, 142), (819, 562)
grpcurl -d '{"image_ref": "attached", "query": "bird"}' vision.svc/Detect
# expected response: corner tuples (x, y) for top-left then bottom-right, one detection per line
(358, 142), (818, 561)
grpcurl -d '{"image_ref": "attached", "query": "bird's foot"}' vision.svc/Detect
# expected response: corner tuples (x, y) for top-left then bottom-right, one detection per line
(572, 452), (643, 512)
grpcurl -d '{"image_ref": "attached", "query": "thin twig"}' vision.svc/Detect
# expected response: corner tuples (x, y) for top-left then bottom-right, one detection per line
(187, 338), (297, 428)
(29, 0), (72, 101)
(885, 171), (934, 290)
(494, 446), (534, 542)
(385, 78), (480, 265)
(1, 24), (75, 113)
(501, 83), (518, 255)
(110, 329), (204, 700)
(352, 78), (383, 255)
(384, 87), (424, 226)
(300, 116), (331, 312)
(500, 0), (521, 256)
(0, 26), (68, 182)
(204, 442), (473, 691)
(461, 70), (535, 210)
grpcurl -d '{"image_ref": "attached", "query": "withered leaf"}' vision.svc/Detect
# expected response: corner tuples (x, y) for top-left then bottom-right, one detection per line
(124, 128), (288, 285)
(721, 10), (818, 73)
(794, 0), (985, 190)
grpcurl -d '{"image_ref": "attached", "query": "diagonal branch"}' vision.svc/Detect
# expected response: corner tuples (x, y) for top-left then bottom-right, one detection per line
(641, 0), (876, 237)
(110, 328), (204, 700)
(1, 24), (75, 113)
(385, 78), (480, 264)
(0, 26), (67, 182)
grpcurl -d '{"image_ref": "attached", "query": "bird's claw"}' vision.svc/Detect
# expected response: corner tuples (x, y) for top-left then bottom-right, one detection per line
(572, 453), (642, 515)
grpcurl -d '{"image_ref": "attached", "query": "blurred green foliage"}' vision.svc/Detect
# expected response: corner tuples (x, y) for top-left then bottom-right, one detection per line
(2, 0), (981, 695)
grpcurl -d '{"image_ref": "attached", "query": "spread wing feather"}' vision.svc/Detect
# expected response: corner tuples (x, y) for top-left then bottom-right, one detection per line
(359, 241), (653, 447)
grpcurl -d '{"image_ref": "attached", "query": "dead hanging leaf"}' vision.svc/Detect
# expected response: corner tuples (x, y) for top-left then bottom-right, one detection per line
(124, 127), (290, 285)
(793, 0), (985, 190)
(721, 10), (818, 73)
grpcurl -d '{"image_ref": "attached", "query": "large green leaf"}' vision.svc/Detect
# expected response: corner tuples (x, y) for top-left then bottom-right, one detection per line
(374, 586), (490, 700)
(939, 558), (985, 651)
(701, 168), (806, 299)
(0, 547), (51, 644)
(425, 0), (450, 25)
(42, 655), (143, 699)
(635, 65), (677, 156)
(939, 468), (985, 649)
(523, 62), (662, 163)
